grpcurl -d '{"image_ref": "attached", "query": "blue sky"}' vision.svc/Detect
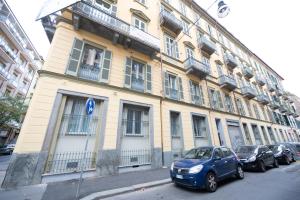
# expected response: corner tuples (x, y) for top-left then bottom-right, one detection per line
(6, 0), (300, 96)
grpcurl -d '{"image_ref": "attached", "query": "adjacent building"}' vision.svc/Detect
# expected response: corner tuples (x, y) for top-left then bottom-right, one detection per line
(3, 0), (300, 187)
(0, 0), (42, 146)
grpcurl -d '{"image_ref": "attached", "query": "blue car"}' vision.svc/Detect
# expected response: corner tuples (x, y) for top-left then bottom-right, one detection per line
(170, 146), (244, 192)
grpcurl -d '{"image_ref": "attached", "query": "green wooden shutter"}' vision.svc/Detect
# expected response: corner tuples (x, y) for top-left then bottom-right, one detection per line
(178, 77), (184, 100)
(217, 91), (224, 109)
(164, 71), (170, 97)
(145, 64), (152, 93)
(66, 38), (84, 76)
(124, 57), (132, 88)
(199, 86), (205, 106)
(189, 80), (194, 103)
(100, 50), (112, 83)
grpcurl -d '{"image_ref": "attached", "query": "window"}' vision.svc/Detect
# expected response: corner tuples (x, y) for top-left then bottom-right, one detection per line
(189, 81), (204, 105)
(182, 20), (189, 35)
(260, 105), (268, 121)
(216, 64), (223, 76)
(164, 72), (184, 100)
(201, 56), (210, 68)
(251, 124), (263, 145)
(245, 100), (253, 117)
(164, 34), (179, 59)
(124, 58), (151, 93)
(60, 97), (100, 136)
(207, 24), (212, 35)
(66, 39), (112, 83)
(194, 13), (200, 26)
(224, 94), (235, 113)
(242, 123), (252, 145)
(95, 0), (112, 13)
(209, 89), (223, 110)
(192, 115), (207, 137)
(126, 109), (142, 135)
(170, 112), (181, 137)
(185, 46), (194, 59)
(133, 16), (147, 32)
(253, 104), (261, 120)
(213, 148), (223, 159)
(236, 98), (246, 116)
(180, 1), (187, 16)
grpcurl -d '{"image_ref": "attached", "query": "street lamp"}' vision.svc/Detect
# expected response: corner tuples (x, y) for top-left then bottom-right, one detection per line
(217, 0), (230, 18)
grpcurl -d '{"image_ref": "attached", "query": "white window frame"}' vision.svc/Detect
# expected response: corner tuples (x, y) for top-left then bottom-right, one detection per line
(132, 15), (147, 32)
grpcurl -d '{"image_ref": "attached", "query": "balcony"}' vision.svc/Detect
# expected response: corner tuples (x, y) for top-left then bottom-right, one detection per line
(242, 66), (254, 79)
(257, 94), (270, 105)
(270, 101), (280, 110)
(256, 75), (266, 86)
(279, 104), (288, 113)
(160, 10), (183, 35)
(286, 107), (294, 116)
(72, 2), (160, 57)
(0, 36), (18, 62)
(224, 54), (238, 69)
(241, 86), (257, 99)
(219, 75), (237, 91)
(276, 89), (283, 96)
(293, 113), (299, 118)
(267, 82), (276, 92)
(184, 57), (210, 79)
(197, 36), (216, 56)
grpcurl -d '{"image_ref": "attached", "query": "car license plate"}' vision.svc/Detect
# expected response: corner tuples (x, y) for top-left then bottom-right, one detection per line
(176, 174), (183, 179)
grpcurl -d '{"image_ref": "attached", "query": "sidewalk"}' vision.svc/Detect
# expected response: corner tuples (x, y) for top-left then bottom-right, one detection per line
(0, 167), (170, 200)
(42, 168), (170, 200)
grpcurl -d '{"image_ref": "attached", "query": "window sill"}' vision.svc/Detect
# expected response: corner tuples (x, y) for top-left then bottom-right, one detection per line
(194, 136), (207, 138)
(124, 134), (145, 137)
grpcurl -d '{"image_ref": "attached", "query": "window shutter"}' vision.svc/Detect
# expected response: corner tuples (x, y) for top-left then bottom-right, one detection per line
(100, 50), (112, 83)
(178, 77), (184, 100)
(174, 42), (179, 59)
(189, 80), (194, 103)
(124, 57), (132, 88)
(66, 38), (84, 76)
(145, 64), (152, 93)
(164, 71), (170, 97)
(199, 86), (205, 106)
(111, 5), (117, 16)
(217, 91), (224, 109)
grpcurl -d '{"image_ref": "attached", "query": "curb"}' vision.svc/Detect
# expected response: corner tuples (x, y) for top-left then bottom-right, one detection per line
(80, 178), (172, 200)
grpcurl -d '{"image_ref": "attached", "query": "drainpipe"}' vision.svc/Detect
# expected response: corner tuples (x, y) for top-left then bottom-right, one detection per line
(159, 47), (165, 167)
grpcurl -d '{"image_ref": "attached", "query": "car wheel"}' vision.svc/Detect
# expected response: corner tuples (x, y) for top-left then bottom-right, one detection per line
(258, 161), (266, 172)
(285, 156), (290, 165)
(205, 172), (217, 192)
(273, 158), (279, 168)
(236, 165), (244, 179)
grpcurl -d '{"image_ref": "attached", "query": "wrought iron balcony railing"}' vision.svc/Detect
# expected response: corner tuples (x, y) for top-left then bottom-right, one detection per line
(160, 10), (183, 35)
(241, 86), (257, 99)
(224, 54), (238, 69)
(219, 75), (237, 91)
(197, 36), (217, 55)
(184, 57), (210, 79)
(257, 94), (270, 105)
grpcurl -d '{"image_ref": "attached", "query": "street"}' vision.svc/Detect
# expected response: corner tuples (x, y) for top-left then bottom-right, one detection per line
(0, 155), (11, 185)
(103, 163), (300, 200)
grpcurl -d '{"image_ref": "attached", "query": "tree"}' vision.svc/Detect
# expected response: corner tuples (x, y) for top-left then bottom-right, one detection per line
(0, 96), (27, 129)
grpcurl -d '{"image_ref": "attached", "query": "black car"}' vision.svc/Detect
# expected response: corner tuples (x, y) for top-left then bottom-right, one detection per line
(235, 145), (279, 172)
(0, 143), (15, 155)
(267, 144), (295, 165)
(281, 143), (300, 160)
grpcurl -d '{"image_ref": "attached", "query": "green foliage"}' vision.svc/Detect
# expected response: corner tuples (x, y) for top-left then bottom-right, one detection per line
(0, 96), (27, 128)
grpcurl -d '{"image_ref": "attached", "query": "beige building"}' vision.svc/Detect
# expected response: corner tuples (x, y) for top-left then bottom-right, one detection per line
(0, 0), (42, 146)
(3, 0), (300, 187)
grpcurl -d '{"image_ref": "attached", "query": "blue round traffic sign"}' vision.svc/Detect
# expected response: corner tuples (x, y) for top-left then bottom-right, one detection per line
(86, 98), (95, 116)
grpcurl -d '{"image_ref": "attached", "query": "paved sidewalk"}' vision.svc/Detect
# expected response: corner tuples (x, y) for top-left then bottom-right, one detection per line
(42, 168), (170, 200)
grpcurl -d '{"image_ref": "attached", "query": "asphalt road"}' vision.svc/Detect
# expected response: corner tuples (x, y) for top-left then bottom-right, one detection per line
(103, 163), (300, 200)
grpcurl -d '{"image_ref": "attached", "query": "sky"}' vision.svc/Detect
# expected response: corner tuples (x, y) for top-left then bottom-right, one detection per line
(6, 0), (300, 97)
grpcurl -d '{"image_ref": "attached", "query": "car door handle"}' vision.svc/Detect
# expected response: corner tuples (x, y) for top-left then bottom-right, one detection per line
(224, 160), (228, 163)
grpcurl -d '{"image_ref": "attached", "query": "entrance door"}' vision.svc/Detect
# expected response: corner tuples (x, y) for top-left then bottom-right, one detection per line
(227, 121), (244, 150)
(170, 112), (183, 160)
(215, 119), (226, 146)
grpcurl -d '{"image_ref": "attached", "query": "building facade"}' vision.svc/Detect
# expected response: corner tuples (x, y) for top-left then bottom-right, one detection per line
(3, 0), (300, 187)
(0, 0), (41, 146)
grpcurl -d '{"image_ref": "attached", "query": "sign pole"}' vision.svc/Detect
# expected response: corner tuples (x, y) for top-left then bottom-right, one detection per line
(75, 98), (95, 199)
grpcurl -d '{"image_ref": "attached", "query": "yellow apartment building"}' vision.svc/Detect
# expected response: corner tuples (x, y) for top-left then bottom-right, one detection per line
(3, 0), (300, 187)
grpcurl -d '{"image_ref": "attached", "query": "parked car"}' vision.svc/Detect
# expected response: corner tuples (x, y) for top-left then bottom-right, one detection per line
(267, 144), (295, 165)
(0, 143), (15, 155)
(170, 146), (244, 192)
(235, 145), (279, 172)
(281, 142), (300, 160)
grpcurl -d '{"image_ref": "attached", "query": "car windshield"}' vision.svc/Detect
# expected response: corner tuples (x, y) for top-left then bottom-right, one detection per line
(268, 145), (281, 153)
(184, 147), (213, 160)
(236, 146), (257, 154)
